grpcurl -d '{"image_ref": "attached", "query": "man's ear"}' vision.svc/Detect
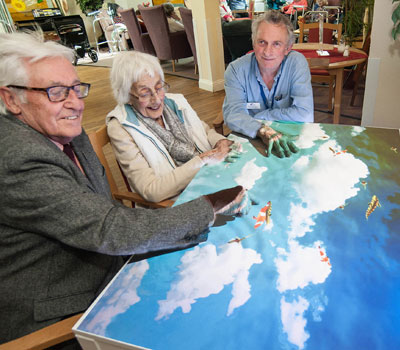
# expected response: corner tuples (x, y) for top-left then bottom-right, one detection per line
(0, 87), (22, 115)
(285, 43), (293, 56)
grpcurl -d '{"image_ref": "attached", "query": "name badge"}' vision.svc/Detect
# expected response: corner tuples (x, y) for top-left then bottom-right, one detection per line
(246, 102), (261, 110)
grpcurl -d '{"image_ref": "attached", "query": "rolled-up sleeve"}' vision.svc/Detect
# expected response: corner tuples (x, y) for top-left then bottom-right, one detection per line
(223, 52), (314, 138)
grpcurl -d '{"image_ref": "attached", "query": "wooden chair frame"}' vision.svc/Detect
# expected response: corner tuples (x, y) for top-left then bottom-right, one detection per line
(88, 125), (174, 209)
(0, 313), (83, 350)
(298, 21), (342, 111)
(298, 21), (342, 44)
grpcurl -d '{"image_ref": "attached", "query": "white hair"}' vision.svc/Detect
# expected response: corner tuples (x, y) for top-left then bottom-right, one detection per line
(110, 51), (164, 105)
(0, 30), (75, 114)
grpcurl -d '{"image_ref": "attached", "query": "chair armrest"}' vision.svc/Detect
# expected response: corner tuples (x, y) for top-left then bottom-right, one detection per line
(0, 313), (83, 350)
(213, 111), (224, 135)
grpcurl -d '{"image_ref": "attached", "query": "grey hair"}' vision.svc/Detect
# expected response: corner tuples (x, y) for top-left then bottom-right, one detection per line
(0, 30), (75, 114)
(162, 2), (175, 17)
(110, 51), (164, 105)
(251, 10), (295, 47)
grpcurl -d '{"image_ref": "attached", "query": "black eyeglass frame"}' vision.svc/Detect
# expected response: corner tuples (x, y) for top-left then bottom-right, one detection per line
(7, 83), (91, 102)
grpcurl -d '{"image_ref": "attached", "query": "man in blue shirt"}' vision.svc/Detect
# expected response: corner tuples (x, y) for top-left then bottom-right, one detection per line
(228, 0), (248, 18)
(223, 10), (313, 153)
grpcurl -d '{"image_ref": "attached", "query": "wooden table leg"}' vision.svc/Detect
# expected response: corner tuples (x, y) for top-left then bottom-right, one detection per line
(332, 68), (344, 124)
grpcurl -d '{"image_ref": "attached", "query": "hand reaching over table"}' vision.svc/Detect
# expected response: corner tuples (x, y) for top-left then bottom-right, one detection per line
(257, 124), (299, 158)
(200, 139), (233, 165)
(204, 185), (250, 217)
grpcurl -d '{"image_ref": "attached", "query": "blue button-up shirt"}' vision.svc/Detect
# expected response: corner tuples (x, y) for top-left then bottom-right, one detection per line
(223, 51), (314, 138)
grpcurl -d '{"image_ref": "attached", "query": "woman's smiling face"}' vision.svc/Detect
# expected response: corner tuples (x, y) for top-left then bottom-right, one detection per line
(130, 73), (165, 120)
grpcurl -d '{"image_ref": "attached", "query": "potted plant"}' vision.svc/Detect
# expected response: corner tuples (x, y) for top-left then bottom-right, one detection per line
(342, 0), (374, 46)
(392, 0), (400, 40)
(75, 0), (104, 15)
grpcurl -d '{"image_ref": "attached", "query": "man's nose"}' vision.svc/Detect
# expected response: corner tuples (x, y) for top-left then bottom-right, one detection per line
(65, 89), (84, 108)
(264, 44), (273, 56)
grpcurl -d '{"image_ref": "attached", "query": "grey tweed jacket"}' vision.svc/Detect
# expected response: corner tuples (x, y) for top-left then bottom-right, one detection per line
(0, 114), (214, 343)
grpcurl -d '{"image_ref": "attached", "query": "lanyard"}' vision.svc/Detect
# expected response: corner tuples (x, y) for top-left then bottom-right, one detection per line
(259, 76), (280, 110)
(258, 51), (291, 109)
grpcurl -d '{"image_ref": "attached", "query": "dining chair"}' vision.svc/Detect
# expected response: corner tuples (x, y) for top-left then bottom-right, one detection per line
(298, 21), (342, 44)
(299, 21), (342, 111)
(138, 5), (192, 72)
(88, 125), (174, 209)
(120, 8), (156, 56)
(222, 19), (253, 62)
(213, 111), (230, 137)
(178, 7), (198, 74)
(349, 29), (371, 106)
(290, 4), (307, 29)
(324, 0), (342, 24)
(0, 313), (82, 350)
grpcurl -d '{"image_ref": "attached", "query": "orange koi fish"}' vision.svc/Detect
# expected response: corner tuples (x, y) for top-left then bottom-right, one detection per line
(390, 147), (398, 153)
(366, 195), (381, 220)
(253, 201), (271, 229)
(334, 149), (348, 156)
(329, 147), (347, 156)
(318, 246), (331, 267)
(361, 181), (367, 189)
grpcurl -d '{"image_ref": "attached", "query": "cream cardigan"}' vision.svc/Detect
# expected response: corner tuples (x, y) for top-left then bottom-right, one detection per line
(106, 93), (225, 202)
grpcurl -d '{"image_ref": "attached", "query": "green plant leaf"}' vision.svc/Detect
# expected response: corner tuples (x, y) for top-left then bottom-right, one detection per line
(393, 5), (400, 22)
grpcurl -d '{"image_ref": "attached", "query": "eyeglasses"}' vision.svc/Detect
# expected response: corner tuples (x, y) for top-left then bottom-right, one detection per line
(131, 82), (170, 102)
(8, 83), (91, 102)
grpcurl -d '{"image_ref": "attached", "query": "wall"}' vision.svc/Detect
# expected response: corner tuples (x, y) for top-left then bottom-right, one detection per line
(362, 1), (400, 129)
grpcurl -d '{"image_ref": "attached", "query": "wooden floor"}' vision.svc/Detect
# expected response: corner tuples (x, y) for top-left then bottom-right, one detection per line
(77, 65), (362, 135)
(77, 66), (225, 134)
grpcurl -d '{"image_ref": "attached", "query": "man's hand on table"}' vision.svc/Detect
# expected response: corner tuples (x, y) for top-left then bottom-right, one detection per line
(257, 125), (299, 158)
(204, 185), (251, 217)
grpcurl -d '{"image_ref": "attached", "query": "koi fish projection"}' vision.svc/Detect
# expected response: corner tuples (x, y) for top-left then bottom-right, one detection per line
(318, 246), (331, 267)
(253, 201), (272, 229)
(366, 195), (381, 220)
(329, 147), (348, 156)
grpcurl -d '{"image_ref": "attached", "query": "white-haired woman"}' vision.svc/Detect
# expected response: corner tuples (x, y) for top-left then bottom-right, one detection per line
(107, 51), (233, 202)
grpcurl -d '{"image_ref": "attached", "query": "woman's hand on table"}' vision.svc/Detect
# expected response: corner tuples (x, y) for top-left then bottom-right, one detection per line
(200, 139), (233, 165)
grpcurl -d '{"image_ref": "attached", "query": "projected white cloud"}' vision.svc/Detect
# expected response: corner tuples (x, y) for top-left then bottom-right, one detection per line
(274, 240), (331, 293)
(234, 158), (267, 190)
(351, 126), (365, 136)
(85, 260), (149, 335)
(295, 123), (329, 149)
(288, 140), (369, 238)
(156, 243), (262, 320)
(281, 296), (310, 350)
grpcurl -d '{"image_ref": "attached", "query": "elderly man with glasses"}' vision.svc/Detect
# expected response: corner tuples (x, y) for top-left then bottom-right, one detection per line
(107, 50), (236, 203)
(0, 31), (247, 347)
